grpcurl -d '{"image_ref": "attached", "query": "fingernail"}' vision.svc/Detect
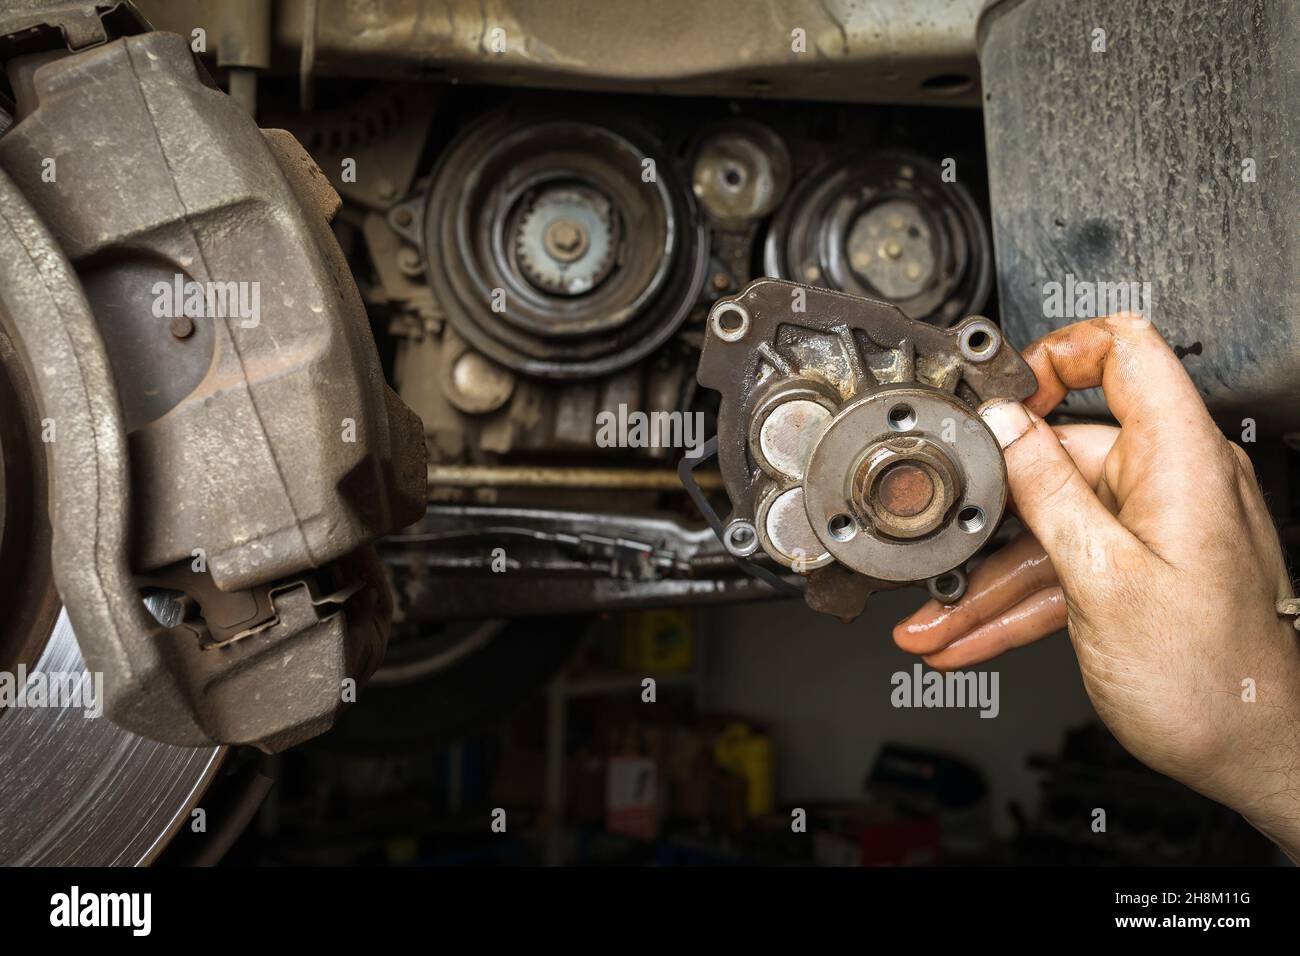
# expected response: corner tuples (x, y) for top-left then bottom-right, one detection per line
(896, 604), (942, 634)
(979, 399), (1033, 449)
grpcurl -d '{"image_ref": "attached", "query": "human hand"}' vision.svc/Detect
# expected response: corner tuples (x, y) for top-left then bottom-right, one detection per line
(893, 314), (1300, 860)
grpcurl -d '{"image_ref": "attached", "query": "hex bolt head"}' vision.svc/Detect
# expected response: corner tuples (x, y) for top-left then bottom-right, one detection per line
(543, 218), (589, 262)
(875, 461), (934, 518)
(851, 437), (961, 540)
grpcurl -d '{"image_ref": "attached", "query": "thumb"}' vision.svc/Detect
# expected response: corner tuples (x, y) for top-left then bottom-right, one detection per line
(980, 399), (1135, 594)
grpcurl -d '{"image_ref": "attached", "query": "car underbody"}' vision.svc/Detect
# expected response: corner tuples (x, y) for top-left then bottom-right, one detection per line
(0, 0), (1295, 866)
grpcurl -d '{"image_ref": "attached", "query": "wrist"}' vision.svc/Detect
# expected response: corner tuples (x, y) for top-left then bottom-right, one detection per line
(1240, 804), (1300, 863)
(1219, 653), (1300, 862)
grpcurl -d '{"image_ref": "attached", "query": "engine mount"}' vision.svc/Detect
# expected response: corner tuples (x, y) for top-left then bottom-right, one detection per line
(698, 278), (1037, 620)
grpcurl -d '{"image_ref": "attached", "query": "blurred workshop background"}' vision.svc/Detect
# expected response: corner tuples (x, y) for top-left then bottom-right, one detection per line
(161, 589), (1280, 867)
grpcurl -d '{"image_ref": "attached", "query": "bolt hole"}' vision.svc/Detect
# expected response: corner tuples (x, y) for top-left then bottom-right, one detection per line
(711, 302), (750, 341)
(960, 321), (1000, 362)
(827, 513), (856, 542)
(887, 403), (917, 432)
(722, 164), (745, 188)
(957, 506), (986, 534)
(724, 521), (758, 556)
(927, 568), (968, 603)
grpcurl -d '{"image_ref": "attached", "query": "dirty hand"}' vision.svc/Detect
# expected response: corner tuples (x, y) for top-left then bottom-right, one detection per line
(893, 314), (1300, 859)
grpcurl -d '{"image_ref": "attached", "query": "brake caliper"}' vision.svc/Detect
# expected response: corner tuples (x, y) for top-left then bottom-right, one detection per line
(0, 21), (425, 751)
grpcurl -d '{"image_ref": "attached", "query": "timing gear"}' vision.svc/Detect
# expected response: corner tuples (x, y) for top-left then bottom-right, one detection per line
(514, 184), (617, 296)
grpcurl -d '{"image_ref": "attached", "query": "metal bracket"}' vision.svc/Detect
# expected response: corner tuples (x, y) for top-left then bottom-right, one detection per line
(677, 436), (805, 597)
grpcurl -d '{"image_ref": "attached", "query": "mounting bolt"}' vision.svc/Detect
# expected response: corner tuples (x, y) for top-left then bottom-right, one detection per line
(543, 218), (589, 262)
(169, 315), (194, 340)
(397, 246), (423, 278)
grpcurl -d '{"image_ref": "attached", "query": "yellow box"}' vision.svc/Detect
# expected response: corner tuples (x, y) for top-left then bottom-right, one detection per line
(622, 609), (693, 672)
(714, 723), (775, 818)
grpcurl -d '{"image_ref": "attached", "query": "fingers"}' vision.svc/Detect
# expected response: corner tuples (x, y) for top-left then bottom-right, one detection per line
(893, 425), (1119, 663)
(921, 588), (1068, 671)
(981, 399), (1138, 593)
(1052, 422), (1120, 512)
(1023, 317), (1239, 557)
(1021, 315), (1212, 442)
(894, 533), (1056, 655)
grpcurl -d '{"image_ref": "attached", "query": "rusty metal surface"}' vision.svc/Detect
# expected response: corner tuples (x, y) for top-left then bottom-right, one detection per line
(175, 0), (991, 107)
(698, 277), (1034, 617)
(428, 463), (723, 493)
(386, 504), (792, 619)
(800, 382), (1005, 582)
(0, 23), (426, 751)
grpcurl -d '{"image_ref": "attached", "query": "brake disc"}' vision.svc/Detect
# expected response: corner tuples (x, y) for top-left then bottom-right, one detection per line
(0, 607), (224, 866)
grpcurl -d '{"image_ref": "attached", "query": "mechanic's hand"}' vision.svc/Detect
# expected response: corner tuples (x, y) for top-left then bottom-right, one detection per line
(893, 314), (1300, 860)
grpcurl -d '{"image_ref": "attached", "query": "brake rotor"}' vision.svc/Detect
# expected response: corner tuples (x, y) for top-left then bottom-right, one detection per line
(0, 605), (224, 865)
(0, 354), (221, 865)
(0, 166), (221, 866)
